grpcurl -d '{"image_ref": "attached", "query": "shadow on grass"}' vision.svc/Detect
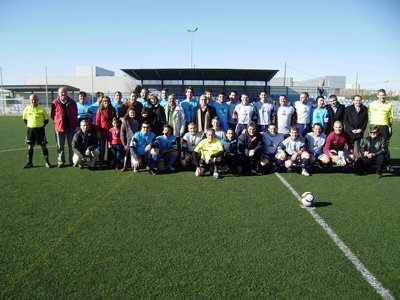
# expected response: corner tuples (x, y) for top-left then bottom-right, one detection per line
(315, 202), (332, 208)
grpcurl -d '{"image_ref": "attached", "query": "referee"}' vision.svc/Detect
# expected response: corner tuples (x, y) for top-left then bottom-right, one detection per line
(22, 94), (51, 168)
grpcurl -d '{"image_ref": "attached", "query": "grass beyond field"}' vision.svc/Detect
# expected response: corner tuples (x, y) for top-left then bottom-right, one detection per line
(0, 116), (399, 298)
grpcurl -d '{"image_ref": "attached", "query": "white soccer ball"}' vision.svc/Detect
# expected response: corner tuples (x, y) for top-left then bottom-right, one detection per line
(301, 192), (316, 207)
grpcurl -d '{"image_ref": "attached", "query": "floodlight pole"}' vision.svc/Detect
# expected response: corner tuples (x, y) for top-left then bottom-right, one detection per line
(187, 27), (198, 68)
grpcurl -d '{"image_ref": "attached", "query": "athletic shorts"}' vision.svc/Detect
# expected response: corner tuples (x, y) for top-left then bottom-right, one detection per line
(26, 127), (47, 145)
(182, 151), (195, 165)
(261, 153), (280, 162)
(311, 152), (328, 161)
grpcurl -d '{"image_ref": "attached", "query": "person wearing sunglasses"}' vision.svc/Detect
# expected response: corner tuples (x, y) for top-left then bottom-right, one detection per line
(354, 125), (389, 178)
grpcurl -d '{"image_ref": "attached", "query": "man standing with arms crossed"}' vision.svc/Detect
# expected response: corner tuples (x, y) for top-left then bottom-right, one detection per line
(51, 87), (77, 167)
(368, 89), (395, 172)
(22, 94), (51, 168)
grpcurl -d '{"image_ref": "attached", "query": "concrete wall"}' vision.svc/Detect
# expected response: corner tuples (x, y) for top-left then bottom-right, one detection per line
(25, 75), (138, 95)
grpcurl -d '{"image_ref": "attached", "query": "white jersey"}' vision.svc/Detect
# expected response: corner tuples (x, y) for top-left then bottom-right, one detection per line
(276, 105), (295, 134)
(280, 137), (305, 156)
(182, 132), (202, 152)
(305, 132), (327, 155)
(261, 132), (285, 155)
(295, 100), (314, 124)
(233, 103), (256, 124)
(254, 101), (275, 125)
(214, 129), (226, 141)
(227, 100), (240, 124)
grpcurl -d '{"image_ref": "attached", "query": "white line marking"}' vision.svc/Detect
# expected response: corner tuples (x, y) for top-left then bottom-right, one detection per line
(274, 172), (394, 300)
(0, 145), (56, 153)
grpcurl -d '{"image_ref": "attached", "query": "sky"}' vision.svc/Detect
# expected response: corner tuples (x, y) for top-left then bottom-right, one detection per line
(1, 0), (400, 91)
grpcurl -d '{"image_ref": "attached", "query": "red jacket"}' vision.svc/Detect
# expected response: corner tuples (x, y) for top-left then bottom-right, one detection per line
(96, 108), (116, 141)
(51, 97), (78, 132)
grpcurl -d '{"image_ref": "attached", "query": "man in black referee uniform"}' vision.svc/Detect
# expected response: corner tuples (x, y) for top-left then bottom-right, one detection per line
(22, 94), (51, 168)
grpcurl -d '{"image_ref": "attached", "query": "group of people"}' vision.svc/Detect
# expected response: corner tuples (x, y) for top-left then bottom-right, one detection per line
(22, 87), (395, 178)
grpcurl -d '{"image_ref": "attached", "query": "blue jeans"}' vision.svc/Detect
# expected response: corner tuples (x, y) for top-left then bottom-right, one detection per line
(111, 144), (124, 167)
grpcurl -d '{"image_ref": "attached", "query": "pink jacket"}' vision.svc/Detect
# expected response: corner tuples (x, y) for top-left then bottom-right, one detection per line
(51, 97), (78, 132)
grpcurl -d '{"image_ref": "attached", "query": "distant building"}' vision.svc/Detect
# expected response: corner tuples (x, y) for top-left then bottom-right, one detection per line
(294, 76), (346, 89)
(25, 66), (138, 102)
(270, 77), (294, 86)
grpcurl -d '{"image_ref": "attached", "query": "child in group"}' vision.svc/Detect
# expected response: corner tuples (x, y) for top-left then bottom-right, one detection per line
(277, 126), (311, 176)
(311, 96), (329, 130)
(108, 117), (124, 169)
(211, 117), (226, 140)
(141, 107), (149, 123)
(181, 122), (203, 168)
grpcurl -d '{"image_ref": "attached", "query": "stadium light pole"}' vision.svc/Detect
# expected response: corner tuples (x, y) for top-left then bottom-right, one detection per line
(187, 27), (198, 68)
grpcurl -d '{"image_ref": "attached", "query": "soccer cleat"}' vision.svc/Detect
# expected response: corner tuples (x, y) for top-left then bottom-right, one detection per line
(149, 168), (157, 175)
(317, 161), (324, 169)
(376, 173), (382, 179)
(133, 167), (138, 173)
(57, 163), (64, 168)
(168, 165), (175, 172)
(23, 162), (33, 169)
(301, 168), (310, 177)
(286, 167), (292, 173)
(251, 169), (257, 175)
(213, 172), (220, 179)
(387, 165), (394, 173)
(44, 162), (51, 168)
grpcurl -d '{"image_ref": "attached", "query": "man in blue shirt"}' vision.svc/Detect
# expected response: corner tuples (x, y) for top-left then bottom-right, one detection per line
(112, 91), (123, 119)
(213, 92), (229, 131)
(130, 121), (156, 172)
(151, 124), (179, 173)
(76, 91), (91, 126)
(181, 86), (199, 125)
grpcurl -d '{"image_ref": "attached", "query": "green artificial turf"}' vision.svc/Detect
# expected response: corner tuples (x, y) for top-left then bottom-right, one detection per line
(0, 116), (399, 298)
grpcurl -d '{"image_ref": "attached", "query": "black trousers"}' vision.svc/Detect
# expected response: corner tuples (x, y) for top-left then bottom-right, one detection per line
(355, 154), (387, 175)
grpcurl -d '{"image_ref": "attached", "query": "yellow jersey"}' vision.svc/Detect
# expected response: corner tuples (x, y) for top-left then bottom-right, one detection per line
(23, 105), (49, 128)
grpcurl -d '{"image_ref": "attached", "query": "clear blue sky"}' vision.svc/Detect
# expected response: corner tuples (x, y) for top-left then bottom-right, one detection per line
(1, 0), (399, 91)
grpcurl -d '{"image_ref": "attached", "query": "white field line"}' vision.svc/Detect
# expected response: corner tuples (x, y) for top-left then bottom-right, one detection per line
(274, 172), (394, 300)
(0, 145), (57, 153)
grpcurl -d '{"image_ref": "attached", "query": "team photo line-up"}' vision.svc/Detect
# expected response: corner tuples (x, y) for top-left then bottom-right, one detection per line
(22, 86), (394, 179)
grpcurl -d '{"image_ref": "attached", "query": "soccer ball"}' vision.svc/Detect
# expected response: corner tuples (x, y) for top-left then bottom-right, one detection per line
(301, 192), (316, 207)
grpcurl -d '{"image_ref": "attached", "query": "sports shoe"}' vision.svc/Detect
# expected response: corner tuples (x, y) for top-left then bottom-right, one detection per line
(149, 168), (157, 175)
(168, 165), (175, 172)
(57, 163), (64, 168)
(387, 165), (394, 173)
(133, 167), (138, 173)
(301, 168), (310, 177)
(44, 162), (51, 168)
(317, 161), (324, 170)
(336, 158), (346, 167)
(23, 162), (33, 169)
(376, 173), (382, 179)
(286, 167), (292, 173)
(251, 169), (257, 175)
(213, 172), (220, 179)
